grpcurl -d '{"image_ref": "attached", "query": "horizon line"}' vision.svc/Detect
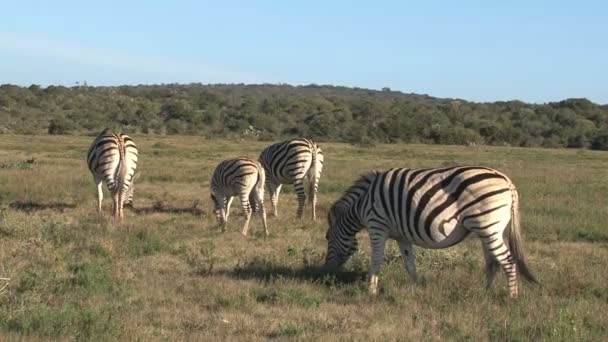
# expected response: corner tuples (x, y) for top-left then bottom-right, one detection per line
(1, 81), (605, 106)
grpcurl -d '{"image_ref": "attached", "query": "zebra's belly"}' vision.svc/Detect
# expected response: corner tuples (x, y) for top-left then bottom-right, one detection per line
(225, 187), (243, 197)
(395, 223), (470, 249)
(273, 175), (295, 185)
(422, 226), (470, 249)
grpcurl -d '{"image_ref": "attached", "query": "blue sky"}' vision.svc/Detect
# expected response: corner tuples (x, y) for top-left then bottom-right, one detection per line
(1, 1), (606, 103)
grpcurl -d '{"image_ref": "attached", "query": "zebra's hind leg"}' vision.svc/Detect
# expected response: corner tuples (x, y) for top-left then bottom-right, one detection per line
(398, 239), (418, 283)
(118, 189), (125, 220)
(308, 177), (319, 221)
(239, 193), (253, 237)
(478, 230), (518, 298)
(111, 191), (121, 223)
(368, 228), (388, 297)
(267, 182), (281, 217)
(293, 178), (306, 219)
(307, 177), (317, 221)
(251, 188), (269, 237)
(481, 238), (500, 289)
(94, 176), (104, 218)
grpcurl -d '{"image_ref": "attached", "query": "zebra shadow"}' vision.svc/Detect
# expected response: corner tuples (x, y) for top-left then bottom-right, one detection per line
(131, 200), (205, 217)
(219, 263), (366, 286)
(9, 200), (77, 213)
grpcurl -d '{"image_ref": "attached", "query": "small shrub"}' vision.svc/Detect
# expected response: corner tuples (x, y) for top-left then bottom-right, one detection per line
(48, 117), (77, 135)
(0, 158), (35, 169)
(127, 229), (167, 257)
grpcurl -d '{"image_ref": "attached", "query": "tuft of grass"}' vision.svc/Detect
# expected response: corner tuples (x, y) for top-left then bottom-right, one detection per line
(126, 229), (168, 257)
(0, 158), (35, 169)
(178, 240), (217, 275)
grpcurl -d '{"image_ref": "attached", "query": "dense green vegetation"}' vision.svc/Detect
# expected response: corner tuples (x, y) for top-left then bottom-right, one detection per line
(1, 83), (607, 149)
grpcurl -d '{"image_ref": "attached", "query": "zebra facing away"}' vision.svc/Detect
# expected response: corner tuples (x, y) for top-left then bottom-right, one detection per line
(325, 166), (538, 299)
(258, 138), (324, 220)
(210, 157), (268, 237)
(87, 128), (139, 221)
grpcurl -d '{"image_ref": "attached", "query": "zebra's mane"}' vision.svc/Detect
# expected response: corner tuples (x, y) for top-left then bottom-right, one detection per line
(99, 127), (114, 136)
(330, 170), (379, 215)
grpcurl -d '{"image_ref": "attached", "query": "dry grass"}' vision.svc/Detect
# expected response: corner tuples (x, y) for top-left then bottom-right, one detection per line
(0, 134), (607, 341)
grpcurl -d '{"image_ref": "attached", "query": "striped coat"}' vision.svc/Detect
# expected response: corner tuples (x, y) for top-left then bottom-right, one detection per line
(325, 166), (538, 298)
(210, 157), (268, 236)
(259, 138), (324, 220)
(87, 128), (139, 220)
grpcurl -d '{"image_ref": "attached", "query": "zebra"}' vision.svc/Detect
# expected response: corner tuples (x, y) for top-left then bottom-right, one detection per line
(87, 128), (139, 221)
(324, 166), (538, 299)
(258, 138), (324, 220)
(210, 157), (268, 237)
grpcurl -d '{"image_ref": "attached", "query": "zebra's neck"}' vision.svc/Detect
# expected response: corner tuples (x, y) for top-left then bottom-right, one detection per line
(331, 172), (378, 236)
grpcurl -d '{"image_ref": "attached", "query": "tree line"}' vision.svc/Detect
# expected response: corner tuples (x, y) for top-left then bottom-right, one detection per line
(1, 83), (607, 150)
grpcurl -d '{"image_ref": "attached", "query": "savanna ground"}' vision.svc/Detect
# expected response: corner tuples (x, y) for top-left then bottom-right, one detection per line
(0, 134), (607, 341)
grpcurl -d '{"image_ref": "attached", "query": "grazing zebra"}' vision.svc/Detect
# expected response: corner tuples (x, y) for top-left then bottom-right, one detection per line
(87, 128), (139, 220)
(210, 157), (268, 236)
(325, 166), (538, 298)
(258, 138), (324, 220)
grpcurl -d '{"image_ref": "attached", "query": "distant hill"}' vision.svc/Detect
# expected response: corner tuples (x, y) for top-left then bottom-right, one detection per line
(1, 83), (607, 150)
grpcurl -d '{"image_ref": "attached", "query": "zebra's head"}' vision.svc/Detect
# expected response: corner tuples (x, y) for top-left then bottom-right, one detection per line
(209, 191), (226, 225)
(324, 206), (358, 269)
(324, 172), (376, 269)
(123, 172), (140, 208)
(123, 188), (134, 208)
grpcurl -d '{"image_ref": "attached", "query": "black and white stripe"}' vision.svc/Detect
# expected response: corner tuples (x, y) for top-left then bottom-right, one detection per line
(325, 166), (538, 298)
(87, 128), (139, 220)
(210, 157), (268, 236)
(258, 138), (324, 220)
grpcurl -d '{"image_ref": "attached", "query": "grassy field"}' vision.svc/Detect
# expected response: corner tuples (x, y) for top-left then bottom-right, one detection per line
(0, 134), (607, 341)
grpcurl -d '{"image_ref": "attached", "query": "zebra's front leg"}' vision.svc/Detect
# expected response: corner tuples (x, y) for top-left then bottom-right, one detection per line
(240, 193), (253, 237)
(368, 229), (388, 297)
(224, 196), (234, 220)
(218, 207), (227, 232)
(293, 178), (306, 220)
(398, 239), (418, 283)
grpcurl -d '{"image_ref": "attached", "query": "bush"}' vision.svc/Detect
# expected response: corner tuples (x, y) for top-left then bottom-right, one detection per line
(48, 117), (77, 135)
(590, 130), (608, 151)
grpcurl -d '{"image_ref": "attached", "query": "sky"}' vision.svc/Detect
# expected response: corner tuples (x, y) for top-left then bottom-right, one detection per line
(1, 1), (606, 104)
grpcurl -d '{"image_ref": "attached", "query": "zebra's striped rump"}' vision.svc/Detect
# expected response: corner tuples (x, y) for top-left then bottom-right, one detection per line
(210, 157), (268, 236)
(259, 138), (324, 220)
(87, 128), (139, 221)
(325, 166), (538, 298)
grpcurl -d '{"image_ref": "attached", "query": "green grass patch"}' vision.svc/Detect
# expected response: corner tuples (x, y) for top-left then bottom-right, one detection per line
(1, 135), (607, 340)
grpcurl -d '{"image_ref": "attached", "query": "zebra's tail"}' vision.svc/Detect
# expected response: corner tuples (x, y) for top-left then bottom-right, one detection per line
(307, 143), (319, 205)
(114, 134), (129, 218)
(508, 185), (539, 284)
(251, 161), (266, 213)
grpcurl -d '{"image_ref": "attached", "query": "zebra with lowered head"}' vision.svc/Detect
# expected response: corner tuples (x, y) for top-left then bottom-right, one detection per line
(258, 138), (324, 220)
(325, 166), (538, 298)
(210, 157), (268, 237)
(87, 128), (139, 221)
